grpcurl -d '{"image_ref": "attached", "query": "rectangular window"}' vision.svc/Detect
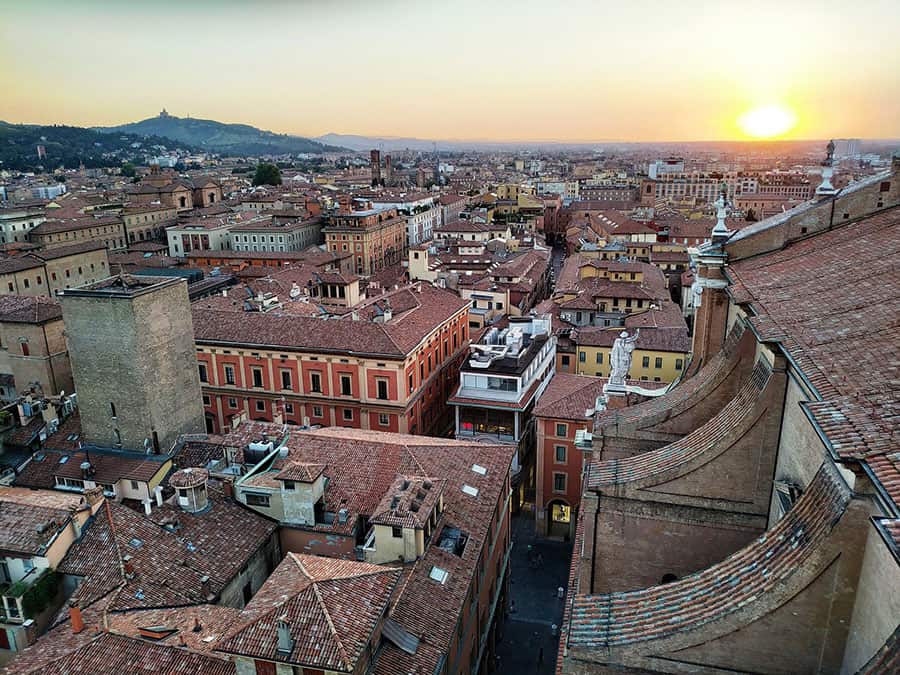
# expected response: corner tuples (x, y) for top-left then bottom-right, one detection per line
(251, 368), (264, 388)
(313, 405), (323, 417)
(284, 403), (294, 414)
(198, 364), (208, 382)
(245, 493), (270, 507)
(280, 370), (292, 390)
(310, 371), (322, 393)
(556, 423), (568, 438)
(283, 480), (295, 491)
(340, 374), (352, 396)
(578, 351), (586, 363)
(642, 356), (650, 368)
(392, 526), (403, 538)
(255, 400), (266, 412)
(228, 397), (238, 408)
(342, 408), (353, 421)
(655, 357), (663, 369)
(675, 358), (684, 371)
(555, 445), (567, 463)
(553, 473), (566, 493)
(561, 354), (570, 366)
(379, 413), (390, 426)
(595, 352), (603, 364)
(224, 365), (236, 385)
(376, 378), (389, 400)
(202, 395), (211, 406)
(130, 480), (139, 491)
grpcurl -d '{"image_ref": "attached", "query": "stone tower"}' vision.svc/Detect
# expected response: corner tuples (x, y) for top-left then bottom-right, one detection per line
(58, 274), (204, 454)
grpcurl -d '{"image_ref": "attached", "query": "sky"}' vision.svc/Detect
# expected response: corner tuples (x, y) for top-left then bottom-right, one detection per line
(2, 0), (899, 142)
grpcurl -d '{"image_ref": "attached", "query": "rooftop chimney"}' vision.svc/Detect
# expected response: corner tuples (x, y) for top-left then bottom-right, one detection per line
(69, 600), (85, 634)
(276, 615), (294, 653)
(83, 486), (105, 510)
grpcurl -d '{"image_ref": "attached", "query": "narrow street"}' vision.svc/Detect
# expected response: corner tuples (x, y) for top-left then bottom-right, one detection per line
(495, 512), (572, 674)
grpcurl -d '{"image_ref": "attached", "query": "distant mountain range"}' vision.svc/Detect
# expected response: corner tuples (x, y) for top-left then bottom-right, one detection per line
(0, 121), (199, 172)
(98, 113), (347, 156)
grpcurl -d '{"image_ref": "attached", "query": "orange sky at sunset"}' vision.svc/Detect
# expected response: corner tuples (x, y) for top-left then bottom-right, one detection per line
(1, 0), (898, 142)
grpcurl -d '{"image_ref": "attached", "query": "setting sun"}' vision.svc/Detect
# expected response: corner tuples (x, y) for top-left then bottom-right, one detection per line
(738, 104), (798, 139)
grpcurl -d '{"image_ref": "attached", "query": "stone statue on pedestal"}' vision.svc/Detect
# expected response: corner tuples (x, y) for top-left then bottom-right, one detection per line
(606, 329), (640, 394)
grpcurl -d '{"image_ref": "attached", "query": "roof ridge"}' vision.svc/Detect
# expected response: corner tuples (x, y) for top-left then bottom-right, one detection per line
(308, 572), (353, 671)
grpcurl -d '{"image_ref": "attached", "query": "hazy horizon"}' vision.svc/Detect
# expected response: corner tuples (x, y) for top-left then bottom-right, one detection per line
(3, 0), (899, 143)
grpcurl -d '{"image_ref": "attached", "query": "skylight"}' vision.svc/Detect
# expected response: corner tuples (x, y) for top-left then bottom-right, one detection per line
(429, 566), (449, 584)
(471, 464), (487, 475)
(461, 484), (479, 497)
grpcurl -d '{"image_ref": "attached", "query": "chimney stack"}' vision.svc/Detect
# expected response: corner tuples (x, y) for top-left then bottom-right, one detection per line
(123, 554), (135, 578)
(69, 600), (85, 634)
(83, 486), (105, 510)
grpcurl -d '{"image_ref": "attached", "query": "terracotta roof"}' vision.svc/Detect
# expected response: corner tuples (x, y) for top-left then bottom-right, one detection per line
(58, 491), (276, 613)
(0, 487), (84, 555)
(534, 374), (611, 421)
(27, 240), (107, 260)
(568, 462), (851, 649)
(14, 632), (234, 675)
(574, 325), (691, 353)
(194, 282), (466, 358)
(728, 207), (900, 510)
(15, 447), (168, 489)
(274, 462), (326, 482)
(370, 476), (446, 529)
(0, 294), (62, 323)
(217, 553), (400, 671)
(227, 424), (514, 672)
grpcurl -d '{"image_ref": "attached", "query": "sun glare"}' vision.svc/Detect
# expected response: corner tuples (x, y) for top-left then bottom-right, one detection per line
(738, 104), (797, 139)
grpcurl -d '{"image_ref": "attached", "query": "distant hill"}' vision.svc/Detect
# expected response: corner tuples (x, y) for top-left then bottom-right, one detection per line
(99, 113), (347, 156)
(0, 121), (199, 172)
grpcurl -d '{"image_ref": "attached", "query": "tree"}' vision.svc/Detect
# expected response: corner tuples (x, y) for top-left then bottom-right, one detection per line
(253, 162), (282, 186)
(121, 162), (136, 177)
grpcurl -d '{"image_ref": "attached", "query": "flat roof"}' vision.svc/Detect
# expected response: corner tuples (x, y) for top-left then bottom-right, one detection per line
(58, 273), (185, 299)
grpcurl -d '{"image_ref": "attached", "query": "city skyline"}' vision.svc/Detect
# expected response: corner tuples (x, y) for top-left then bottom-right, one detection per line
(2, 0), (899, 143)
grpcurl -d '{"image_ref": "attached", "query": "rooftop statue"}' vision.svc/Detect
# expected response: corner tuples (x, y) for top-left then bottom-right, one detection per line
(608, 329), (640, 389)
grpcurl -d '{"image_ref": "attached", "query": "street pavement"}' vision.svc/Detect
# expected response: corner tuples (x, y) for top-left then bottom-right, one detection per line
(494, 512), (572, 674)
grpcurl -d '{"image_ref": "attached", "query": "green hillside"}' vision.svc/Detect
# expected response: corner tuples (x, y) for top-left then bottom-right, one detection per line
(0, 122), (197, 172)
(99, 113), (347, 156)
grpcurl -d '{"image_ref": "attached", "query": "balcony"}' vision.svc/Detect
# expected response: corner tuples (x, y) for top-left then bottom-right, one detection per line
(0, 568), (58, 625)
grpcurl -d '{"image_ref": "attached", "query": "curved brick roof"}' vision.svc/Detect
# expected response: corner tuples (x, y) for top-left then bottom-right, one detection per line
(569, 461), (851, 649)
(588, 358), (771, 488)
(592, 320), (747, 435)
(728, 207), (900, 511)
